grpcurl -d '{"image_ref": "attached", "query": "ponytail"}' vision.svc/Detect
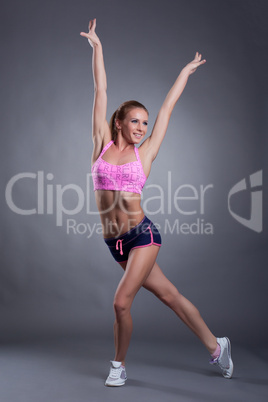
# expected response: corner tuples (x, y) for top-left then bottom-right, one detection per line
(109, 111), (118, 142)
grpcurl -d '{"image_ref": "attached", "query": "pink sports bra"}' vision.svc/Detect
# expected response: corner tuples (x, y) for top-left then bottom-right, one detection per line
(91, 140), (147, 194)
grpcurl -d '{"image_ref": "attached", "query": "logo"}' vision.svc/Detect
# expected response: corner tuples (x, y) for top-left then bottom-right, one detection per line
(5, 169), (263, 235)
(227, 170), (263, 233)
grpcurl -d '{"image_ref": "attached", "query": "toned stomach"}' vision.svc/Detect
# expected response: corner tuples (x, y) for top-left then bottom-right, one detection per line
(94, 190), (145, 239)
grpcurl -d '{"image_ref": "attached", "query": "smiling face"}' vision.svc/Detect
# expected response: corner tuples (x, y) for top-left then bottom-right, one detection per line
(116, 108), (149, 144)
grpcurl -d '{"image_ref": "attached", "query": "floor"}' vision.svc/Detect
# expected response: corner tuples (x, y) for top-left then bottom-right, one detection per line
(0, 337), (267, 402)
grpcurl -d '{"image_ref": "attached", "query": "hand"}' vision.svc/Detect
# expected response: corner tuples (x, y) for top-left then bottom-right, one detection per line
(80, 18), (101, 47)
(183, 52), (206, 75)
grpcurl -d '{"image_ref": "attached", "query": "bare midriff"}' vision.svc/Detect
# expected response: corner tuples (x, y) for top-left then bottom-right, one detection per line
(95, 190), (145, 239)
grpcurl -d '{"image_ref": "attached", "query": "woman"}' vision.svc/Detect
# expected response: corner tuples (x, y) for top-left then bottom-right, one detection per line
(80, 19), (233, 386)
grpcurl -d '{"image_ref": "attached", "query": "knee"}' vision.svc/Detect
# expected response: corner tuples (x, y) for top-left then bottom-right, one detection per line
(160, 288), (181, 309)
(113, 297), (130, 318)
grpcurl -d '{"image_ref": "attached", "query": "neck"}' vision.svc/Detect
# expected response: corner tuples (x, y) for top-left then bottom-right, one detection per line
(114, 133), (135, 152)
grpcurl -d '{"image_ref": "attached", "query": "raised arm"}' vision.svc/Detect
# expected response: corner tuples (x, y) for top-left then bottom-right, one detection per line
(80, 19), (111, 148)
(142, 52), (206, 161)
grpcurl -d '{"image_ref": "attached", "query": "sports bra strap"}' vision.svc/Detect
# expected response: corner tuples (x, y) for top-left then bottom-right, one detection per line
(134, 146), (141, 163)
(99, 140), (114, 158)
(99, 141), (142, 165)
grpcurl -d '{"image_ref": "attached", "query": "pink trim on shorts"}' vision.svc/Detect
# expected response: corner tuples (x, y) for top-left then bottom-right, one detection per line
(131, 226), (161, 250)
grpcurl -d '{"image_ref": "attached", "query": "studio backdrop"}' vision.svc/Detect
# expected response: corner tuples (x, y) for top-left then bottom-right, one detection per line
(1, 0), (267, 345)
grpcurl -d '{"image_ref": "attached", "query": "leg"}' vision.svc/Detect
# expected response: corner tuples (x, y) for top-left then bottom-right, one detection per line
(118, 260), (233, 379)
(141, 261), (217, 354)
(114, 245), (160, 364)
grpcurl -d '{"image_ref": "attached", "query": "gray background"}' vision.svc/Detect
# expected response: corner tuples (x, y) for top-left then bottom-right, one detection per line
(1, 0), (267, 349)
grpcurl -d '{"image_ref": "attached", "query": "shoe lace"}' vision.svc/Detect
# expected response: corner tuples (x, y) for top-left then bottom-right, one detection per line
(109, 366), (122, 378)
(209, 356), (229, 371)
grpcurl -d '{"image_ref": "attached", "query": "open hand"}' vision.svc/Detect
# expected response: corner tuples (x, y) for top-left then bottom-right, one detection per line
(184, 52), (206, 75)
(80, 18), (101, 47)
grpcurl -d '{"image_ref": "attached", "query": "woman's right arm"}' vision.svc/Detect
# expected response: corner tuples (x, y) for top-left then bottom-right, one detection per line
(80, 19), (111, 151)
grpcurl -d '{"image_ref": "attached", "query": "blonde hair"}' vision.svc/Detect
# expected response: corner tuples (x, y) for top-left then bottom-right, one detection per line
(109, 100), (148, 142)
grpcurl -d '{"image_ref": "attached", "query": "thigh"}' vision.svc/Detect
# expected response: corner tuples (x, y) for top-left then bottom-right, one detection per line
(115, 245), (160, 302)
(142, 261), (179, 299)
(120, 259), (178, 297)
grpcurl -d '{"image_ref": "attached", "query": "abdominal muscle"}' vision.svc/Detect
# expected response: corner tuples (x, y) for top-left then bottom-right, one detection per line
(95, 190), (145, 239)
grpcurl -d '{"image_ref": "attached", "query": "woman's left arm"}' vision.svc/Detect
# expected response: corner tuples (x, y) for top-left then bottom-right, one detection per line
(143, 52), (206, 161)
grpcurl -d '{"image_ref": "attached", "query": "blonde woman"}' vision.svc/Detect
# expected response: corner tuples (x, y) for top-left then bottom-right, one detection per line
(80, 19), (233, 386)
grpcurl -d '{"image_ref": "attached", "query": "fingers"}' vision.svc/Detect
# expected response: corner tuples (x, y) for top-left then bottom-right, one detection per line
(187, 52), (206, 75)
(88, 18), (96, 33)
(80, 32), (89, 38)
(92, 18), (96, 31)
(199, 56), (206, 65)
(194, 52), (206, 64)
(194, 60), (206, 69)
(80, 18), (96, 39)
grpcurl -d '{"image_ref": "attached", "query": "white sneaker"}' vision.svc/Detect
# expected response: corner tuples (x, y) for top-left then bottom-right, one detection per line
(210, 337), (234, 379)
(105, 360), (127, 387)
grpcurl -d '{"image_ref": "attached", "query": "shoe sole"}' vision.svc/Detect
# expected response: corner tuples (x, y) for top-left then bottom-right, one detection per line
(105, 380), (126, 387)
